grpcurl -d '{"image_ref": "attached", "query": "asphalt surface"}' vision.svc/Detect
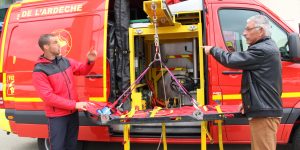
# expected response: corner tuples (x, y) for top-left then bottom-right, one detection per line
(0, 130), (37, 150)
(1, 130), (293, 150)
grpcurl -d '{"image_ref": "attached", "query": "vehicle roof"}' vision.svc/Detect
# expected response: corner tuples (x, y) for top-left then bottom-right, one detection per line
(208, 0), (261, 5)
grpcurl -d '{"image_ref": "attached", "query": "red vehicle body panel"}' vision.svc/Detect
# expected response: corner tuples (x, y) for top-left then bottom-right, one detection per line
(1, 0), (111, 141)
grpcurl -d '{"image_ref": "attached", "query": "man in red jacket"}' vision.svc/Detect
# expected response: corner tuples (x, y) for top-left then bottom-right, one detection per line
(33, 34), (97, 150)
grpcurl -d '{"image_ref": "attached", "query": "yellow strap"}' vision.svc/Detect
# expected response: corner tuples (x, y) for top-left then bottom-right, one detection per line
(128, 109), (136, 118)
(121, 107), (136, 150)
(217, 120), (224, 150)
(162, 123), (167, 150)
(121, 113), (130, 150)
(203, 106), (208, 111)
(150, 107), (162, 117)
(123, 124), (130, 150)
(202, 122), (213, 143)
(215, 105), (222, 113)
(201, 121), (207, 150)
(121, 114), (127, 118)
(215, 105), (224, 150)
(150, 107), (166, 149)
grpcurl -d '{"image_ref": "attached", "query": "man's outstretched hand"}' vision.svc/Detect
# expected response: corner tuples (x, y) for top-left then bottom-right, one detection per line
(201, 46), (214, 55)
(76, 102), (88, 111)
(87, 50), (98, 62)
(238, 103), (245, 114)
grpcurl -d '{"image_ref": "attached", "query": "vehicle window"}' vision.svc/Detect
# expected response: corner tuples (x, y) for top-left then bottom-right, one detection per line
(268, 20), (289, 59)
(219, 9), (259, 52)
(218, 9), (289, 59)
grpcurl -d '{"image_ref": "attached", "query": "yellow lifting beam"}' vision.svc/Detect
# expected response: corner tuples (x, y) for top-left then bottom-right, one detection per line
(144, 0), (174, 27)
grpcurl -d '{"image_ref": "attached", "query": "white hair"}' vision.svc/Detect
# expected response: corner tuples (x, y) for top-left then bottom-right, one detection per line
(247, 15), (271, 36)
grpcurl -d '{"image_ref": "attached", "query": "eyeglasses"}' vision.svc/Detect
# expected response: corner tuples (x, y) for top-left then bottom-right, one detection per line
(244, 26), (261, 32)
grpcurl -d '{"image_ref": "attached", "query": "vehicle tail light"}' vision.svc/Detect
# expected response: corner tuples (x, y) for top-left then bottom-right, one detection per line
(0, 73), (4, 108)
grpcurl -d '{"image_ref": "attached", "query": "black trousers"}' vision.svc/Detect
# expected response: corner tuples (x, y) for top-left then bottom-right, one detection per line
(48, 112), (79, 150)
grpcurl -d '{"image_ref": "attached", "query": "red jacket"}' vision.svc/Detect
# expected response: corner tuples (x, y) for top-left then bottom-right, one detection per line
(32, 56), (94, 117)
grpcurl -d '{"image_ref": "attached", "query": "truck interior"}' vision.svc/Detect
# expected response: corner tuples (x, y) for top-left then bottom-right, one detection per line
(107, 0), (206, 136)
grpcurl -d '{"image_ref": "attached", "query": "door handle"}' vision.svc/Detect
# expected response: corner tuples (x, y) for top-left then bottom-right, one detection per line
(85, 74), (103, 79)
(222, 71), (242, 75)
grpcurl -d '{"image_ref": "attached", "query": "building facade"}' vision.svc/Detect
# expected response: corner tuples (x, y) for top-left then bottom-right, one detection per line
(259, 0), (300, 33)
(0, 0), (20, 22)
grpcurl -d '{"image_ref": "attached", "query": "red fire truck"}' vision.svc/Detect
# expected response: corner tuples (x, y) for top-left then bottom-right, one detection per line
(0, 0), (300, 150)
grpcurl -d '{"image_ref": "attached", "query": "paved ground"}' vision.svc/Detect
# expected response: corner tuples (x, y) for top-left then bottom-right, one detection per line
(0, 130), (292, 150)
(83, 142), (292, 150)
(0, 130), (38, 150)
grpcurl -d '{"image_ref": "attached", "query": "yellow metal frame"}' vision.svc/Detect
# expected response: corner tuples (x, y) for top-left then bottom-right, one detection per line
(129, 1), (209, 149)
(129, 24), (200, 109)
(197, 22), (205, 106)
(128, 1), (221, 150)
(101, 0), (109, 103)
(128, 18), (211, 150)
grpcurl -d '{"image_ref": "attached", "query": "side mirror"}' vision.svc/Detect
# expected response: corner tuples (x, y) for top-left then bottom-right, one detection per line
(288, 33), (300, 61)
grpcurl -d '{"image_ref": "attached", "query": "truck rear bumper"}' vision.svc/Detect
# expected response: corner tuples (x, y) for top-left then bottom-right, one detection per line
(0, 109), (11, 132)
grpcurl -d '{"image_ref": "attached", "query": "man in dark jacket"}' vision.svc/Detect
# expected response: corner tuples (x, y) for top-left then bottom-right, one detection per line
(33, 34), (97, 150)
(203, 15), (282, 150)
